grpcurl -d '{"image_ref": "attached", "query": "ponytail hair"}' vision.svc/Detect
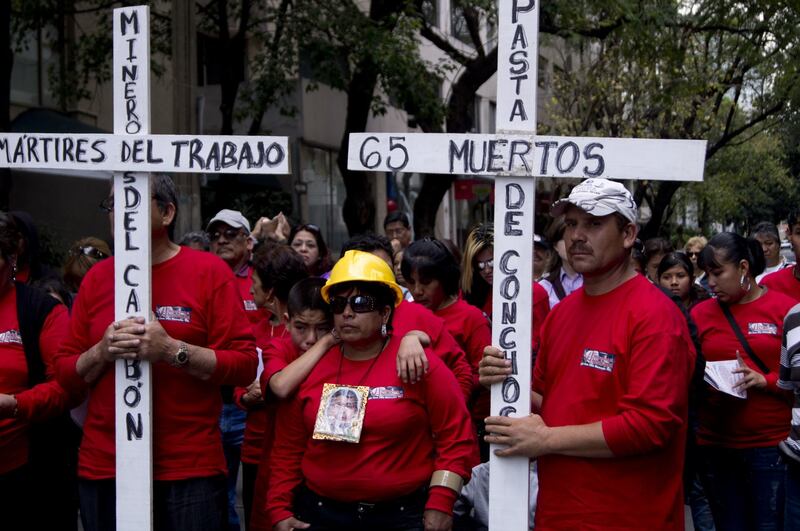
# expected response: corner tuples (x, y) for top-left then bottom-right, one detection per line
(698, 232), (766, 278)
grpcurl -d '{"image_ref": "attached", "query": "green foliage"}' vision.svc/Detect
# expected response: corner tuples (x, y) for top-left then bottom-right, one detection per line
(683, 133), (798, 232)
(542, 0), (800, 233)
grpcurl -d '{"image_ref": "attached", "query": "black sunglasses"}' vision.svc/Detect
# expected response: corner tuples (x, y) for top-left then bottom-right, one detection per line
(70, 245), (108, 260)
(686, 251), (701, 258)
(330, 295), (378, 314)
(207, 228), (245, 241)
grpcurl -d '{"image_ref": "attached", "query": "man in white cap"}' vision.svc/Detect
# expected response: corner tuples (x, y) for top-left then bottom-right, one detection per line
(480, 178), (696, 529)
(207, 209), (264, 324)
(206, 208), (264, 531)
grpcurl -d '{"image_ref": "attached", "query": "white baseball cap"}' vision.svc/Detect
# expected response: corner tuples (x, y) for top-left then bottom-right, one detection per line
(550, 178), (638, 224)
(206, 209), (251, 232)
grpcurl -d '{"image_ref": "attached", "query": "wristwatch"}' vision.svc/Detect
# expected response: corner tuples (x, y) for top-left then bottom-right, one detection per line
(170, 342), (189, 367)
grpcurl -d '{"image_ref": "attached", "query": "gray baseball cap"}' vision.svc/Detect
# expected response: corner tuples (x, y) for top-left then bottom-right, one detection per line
(206, 209), (251, 232)
(550, 178), (638, 224)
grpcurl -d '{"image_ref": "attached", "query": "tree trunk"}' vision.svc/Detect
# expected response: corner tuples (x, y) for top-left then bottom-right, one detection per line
(337, 62), (379, 235)
(640, 181), (680, 240)
(413, 47), (498, 236)
(335, 0), (404, 236)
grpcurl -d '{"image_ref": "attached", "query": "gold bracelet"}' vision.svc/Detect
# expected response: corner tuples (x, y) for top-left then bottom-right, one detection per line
(429, 470), (464, 493)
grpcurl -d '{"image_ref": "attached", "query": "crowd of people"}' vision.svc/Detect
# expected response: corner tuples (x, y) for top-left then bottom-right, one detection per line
(2, 175), (800, 530)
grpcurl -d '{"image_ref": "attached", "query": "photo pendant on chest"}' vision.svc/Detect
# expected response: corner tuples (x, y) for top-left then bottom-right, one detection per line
(312, 383), (370, 443)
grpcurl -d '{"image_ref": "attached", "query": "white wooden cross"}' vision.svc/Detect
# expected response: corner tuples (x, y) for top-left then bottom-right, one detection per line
(346, 1), (706, 529)
(0, 6), (289, 530)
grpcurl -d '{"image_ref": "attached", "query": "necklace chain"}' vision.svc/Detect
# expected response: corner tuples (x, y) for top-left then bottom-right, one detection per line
(336, 339), (388, 386)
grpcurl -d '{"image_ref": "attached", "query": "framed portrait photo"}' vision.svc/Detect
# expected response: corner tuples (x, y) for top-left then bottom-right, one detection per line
(312, 383), (370, 443)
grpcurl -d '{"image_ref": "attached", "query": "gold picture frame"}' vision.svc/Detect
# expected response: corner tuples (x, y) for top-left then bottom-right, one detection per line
(312, 383), (370, 443)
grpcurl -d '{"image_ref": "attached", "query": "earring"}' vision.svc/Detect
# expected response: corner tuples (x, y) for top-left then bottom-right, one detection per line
(331, 328), (340, 340)
(380, 323), (388, 338)
(10, 261), (16, 282)
(740, 274), (751, 291)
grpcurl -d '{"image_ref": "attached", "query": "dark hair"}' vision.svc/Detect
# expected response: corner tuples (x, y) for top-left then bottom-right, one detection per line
(401, 239), (460, 297)
(644, 237), (674, 262)
(252, 243), (309, 303)
(383, 211), (410, 229)
(32, 274), (73, 309)
(750, 221), (780, 242)
(179, 230), (210, 251)
(0, 212), (21, 260)
(341, 233), (394, 261)
(328, 280), (396, 330)
(439, 238), (462, 264)
(698, 232), (766, 278)
(63, 237), (112, 292)
(657, 252), (695, 280)
(152, 174), (178, 241)
(288, 223), (331, 276)
(287, 277), (332, 320)
(789, 211), (800, 228)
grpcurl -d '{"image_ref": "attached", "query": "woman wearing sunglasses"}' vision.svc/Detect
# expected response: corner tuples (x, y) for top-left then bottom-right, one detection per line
(461, 223), (494, 317)
(267, 250), (476, 531)
(289, 224), (332, 277)
(63, 237), (112, 295)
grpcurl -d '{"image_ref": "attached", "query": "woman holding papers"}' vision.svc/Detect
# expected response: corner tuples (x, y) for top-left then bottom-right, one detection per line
(690, 232), (795, 531)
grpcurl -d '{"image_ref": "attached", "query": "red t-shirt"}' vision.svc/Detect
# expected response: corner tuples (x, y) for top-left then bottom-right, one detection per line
(266, 334), (476, 526)
(250, 336), (303, 531)
(0, 287), (71, 474)
(470, 282), (550, 353)
(235, 265), (269, 325)
(533, 275), (695, 530)
(762, 266), (800, 303)
(54, 247), (257, 481)
(237, 321), (287, 464)
(691, 289), (795, 447)
(393, 300), (472, 399)
(434, 298), (491, 419)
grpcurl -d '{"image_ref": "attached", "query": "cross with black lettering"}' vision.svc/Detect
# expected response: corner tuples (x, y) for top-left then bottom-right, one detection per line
(346, 2), (706, 528)
(0, 6), (289, 530)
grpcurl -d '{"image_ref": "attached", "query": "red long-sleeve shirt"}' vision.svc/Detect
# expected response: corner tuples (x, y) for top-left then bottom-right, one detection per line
(266, 334), (476, 527)
(0, 287), (72, 474)
(235, 320), (286, 465)
(53, 247), (257, 481)
(691, 289), (795, 448)
(393, 300), (472, 399)
(434, 298), (491, 419)
(533, 275), (695, 530)
(762, 266), (800, 303)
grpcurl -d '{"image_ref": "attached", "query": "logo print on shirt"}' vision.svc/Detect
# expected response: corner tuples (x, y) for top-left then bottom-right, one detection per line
(244, 300), (258, 311)
(155, 306), (192, 323)
(749, 322), (778, 336)
(581, 349), (616, 373)
(368, 386), (404, 399)
(0, 329), (22, 345)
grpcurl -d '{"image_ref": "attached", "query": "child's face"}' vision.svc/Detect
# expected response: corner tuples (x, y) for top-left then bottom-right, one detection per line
(288, 309), (331, 353)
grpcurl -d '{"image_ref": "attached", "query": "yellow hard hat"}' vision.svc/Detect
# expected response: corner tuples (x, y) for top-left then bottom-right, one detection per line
(322, 250), (403, 307)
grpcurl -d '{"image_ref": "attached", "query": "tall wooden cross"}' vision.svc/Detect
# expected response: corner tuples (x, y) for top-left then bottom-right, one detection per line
(0, 6), (289, 530)
(346, 1), (706, 529)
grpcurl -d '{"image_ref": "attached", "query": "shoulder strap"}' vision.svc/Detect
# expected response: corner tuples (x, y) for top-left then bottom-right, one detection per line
(546, 270), (567, 301)
(15, 282), (59, 386)
(717, 300), (771, 374)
